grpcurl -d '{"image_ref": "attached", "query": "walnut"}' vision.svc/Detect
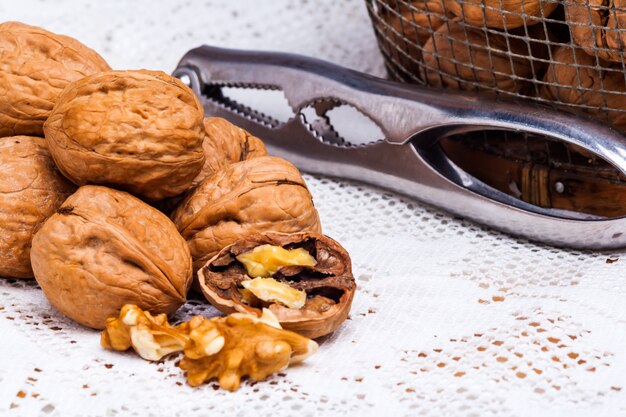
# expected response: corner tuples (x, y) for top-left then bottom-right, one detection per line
(179, 311), (317, 390)
(101, 305), (317, 391)
(378, 0), (450, 72)
(31, 185), (193, 329)
(0, 21), (110, 137)
(43, 70), (206, 201)
(192, 117), (267, 188)
(565, 0), (626, 63)
(541, 46), (626, 131)
(421, 20), (551, 94)
(101, 304), (188, 361)
(447, 0), (558, 29)
(171, 156), (322, 274)
(0, 136), (75, 278)
(198, 232), (356, 339)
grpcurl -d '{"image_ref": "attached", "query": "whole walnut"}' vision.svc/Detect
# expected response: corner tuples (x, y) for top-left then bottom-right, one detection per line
(565, 0), (626, 63)
(192, 117), (267, 188)
(541, 46), (626, 131)
(379, 0), (451, 73)
(447, 0), (558, 29)
(31, 185), (193, 329)
(171, 156), (322, 273)
(43, 70), (206, 201)
(0, 21), (110, 137)
(0, 136), (76, 278)
(422, 20), (551, 94)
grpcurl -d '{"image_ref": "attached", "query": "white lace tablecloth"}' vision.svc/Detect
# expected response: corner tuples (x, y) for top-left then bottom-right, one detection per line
(2, 1), (626, 416)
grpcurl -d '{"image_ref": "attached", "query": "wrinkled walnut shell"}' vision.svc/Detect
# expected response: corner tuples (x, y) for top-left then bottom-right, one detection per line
(43, 70), (205, 201)
(379, 0), (451, 71)
(31, 185), (193, 329)
(447, 0), (558, 29)
(0, 21), (110, 137)
(541, 46), (626, 131)
(565, 0), (626, 63)
(0, 136), (76, 278)
(422, 20), (551, 93)
(171, 156), (322, 274)
(192, 117), (267, 188)
(198, 232), (356, 339)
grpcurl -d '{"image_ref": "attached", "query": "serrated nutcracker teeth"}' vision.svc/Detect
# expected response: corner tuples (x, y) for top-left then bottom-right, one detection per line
(202, 89), (281, 128)
(297, 98), (386, 148)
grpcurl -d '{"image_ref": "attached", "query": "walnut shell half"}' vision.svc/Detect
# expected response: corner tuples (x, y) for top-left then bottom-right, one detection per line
(0, 136), (76, 278)
(43, 70), (205, 201)
(31, 185), (193, 329)
(0, 21), (110, 137)
(198, 232), (356, 339)
(171, 156), (322, 274)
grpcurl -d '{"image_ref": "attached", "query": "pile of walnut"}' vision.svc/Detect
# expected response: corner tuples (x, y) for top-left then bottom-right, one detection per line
(0, 21), (356, 390)
(378, 0), (626, 131)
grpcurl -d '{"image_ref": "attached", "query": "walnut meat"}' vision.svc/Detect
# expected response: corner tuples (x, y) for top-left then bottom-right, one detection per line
(101, 304), (317, 391)
(422, 20), (551, 94)
(541, 46), (626, 131)
(179, 311), (317, 390)
(198, 232), (356, 339)
(193, 117), (267, 188)
(447, 0), (558, 29)
(0, 21), (110, 137)
(565, 0), (626, 63)
(43, 70), (205, 200)
(101, 304), (188, 361)
(0, 136), (76, 278)
(171, 156), (322, 273)
(31, 185), (193, 329)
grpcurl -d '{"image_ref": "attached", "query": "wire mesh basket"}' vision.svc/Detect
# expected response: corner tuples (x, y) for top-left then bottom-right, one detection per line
(365, 0), (626, 217)
(365, 0), (626, 129)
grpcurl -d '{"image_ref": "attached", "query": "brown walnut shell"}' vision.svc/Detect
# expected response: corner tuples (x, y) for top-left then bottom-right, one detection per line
(192, 117), (267, 188)
(31, 185), (193, 329)
(541, 46), (626, 131)
(0, 136), (76, 278)
(43, 70), (206, 201)
(421, 20), (551, 93)
(379, 0), (451, 73)
(0, 21), (110, 137)
(171, 156), (322, 274)
(198, 232), (356, 339)
(447, 0), (558, 29)
(565, 0), (626, 63)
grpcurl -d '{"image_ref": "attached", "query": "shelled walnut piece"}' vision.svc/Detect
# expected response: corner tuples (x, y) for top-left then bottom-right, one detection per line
(421, 20), (551, 94)
(44, 70), (206, 201)
(565, 0), (626, 63)
(171, 156), (322, 274)
(31, 186), (193, 329)
(198, 232), (356, 339)
(0, 21), (110, 137)
(101, 304), (317, 391)
(541, 46), (626, 131)
(0, 136), (76, 278)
